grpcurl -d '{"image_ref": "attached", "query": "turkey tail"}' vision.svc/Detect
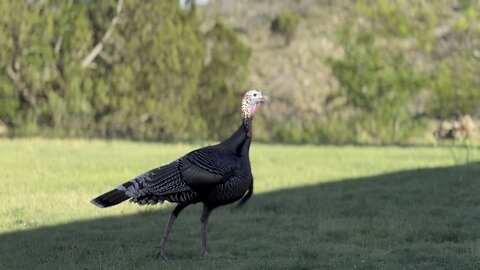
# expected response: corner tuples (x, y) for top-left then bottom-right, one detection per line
(91, 182), (132, 208)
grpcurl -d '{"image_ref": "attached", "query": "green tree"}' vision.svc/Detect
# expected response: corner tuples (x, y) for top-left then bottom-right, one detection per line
(328, 0), (479, 143)
(197, 21), (251, 140)
(355, 0), (480, 120)
(329, 32), (426, 143)
(89, 0), (206, 140)
(0, 1), (94, 136)
(0, 1), (253, 141)
(427, 1), (480, 119)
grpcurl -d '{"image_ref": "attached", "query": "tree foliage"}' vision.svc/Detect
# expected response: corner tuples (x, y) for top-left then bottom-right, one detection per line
(1, 0), (479, 144)
(329, 32), (427, 142)
(327, 0), (480, 143)
(198, 21), (251, 140)
(0, 0), (250, 140)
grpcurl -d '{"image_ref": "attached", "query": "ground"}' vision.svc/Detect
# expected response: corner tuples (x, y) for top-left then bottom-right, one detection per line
(0, 139), (479, 269)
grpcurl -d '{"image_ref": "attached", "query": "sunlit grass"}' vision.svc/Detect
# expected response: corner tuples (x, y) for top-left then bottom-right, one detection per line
(0, 139), (469, 233)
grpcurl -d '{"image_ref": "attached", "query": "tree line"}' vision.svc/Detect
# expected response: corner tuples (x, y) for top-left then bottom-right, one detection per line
(0, 0), (249, 141)
(0, 0), (478, 144)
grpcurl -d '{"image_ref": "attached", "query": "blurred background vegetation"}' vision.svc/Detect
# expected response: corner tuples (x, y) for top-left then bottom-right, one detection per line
(0, 0), (478, 144)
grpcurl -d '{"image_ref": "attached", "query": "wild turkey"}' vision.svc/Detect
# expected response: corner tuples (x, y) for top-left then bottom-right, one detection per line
(91, 90), (264, 259)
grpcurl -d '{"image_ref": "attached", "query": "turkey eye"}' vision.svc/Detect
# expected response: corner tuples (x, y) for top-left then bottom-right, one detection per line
(253, 93), (257, 97)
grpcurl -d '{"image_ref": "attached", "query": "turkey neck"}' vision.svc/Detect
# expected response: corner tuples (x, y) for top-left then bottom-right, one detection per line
(220, 117), (253, 156)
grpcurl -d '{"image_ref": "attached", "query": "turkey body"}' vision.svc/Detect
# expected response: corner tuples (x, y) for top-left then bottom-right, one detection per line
(164, 145), (252, 207)
(91, 121), (255, 259)
(91, 123), (253, 209)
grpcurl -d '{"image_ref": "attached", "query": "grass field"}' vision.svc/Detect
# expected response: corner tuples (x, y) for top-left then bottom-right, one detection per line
(1, 139), (479, 269)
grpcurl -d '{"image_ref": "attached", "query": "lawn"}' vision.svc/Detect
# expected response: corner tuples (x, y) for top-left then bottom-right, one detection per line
(0, 139), (479, 269)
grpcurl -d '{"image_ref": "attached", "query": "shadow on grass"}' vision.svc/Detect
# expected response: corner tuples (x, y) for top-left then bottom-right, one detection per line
(1, 163), (479, 269)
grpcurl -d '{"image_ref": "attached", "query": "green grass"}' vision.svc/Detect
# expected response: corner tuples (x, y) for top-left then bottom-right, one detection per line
(1, 139), (479, 269)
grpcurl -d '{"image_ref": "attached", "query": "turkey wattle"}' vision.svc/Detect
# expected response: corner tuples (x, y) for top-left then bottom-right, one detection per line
(91, 90), (265, 259)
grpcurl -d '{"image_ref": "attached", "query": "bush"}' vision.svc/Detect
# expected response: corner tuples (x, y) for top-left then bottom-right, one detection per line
(328, 19), (428, 143)
(326, 0), (480, 144)
(270, 13), (301, 46)
(428, 54), (480, 119)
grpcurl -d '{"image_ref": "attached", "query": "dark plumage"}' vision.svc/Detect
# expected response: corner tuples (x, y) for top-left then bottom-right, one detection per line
(91, 90), (265, 258)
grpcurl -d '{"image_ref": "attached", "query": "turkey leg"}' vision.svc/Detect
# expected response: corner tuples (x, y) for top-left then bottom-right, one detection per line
(200, 204), (213, 256)
(157, 203), (188, 259)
